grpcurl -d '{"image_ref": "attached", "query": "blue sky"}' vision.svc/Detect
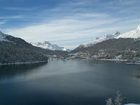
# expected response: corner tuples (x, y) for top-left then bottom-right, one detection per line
(0, 0), (140, 49)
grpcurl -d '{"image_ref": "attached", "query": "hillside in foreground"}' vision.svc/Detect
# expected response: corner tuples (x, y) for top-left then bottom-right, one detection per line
(0, 31), (48, 64)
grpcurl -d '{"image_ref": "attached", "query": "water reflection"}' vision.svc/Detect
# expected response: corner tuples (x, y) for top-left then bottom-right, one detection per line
(0, 60), (140, 105)
(0, 63), (47, 82)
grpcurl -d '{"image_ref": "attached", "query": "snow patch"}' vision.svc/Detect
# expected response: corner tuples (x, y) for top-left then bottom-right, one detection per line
(116, 25), (140, 39)
(93, 32), (120, 44)
(32, 41), (68, 51)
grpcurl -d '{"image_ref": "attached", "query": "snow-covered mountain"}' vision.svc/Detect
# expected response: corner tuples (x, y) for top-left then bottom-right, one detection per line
(117, 25), (140, 39)
(32, 41), (68, 51)
(88, 24), (140, 46)
(79, 31), (121, 48)
(93, 31), (121, 44)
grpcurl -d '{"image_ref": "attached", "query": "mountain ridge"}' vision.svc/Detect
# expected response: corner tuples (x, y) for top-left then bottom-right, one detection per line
(74, 25), (140, 49)
(32, 41), (68, 51)
(70, 25), (140, 63)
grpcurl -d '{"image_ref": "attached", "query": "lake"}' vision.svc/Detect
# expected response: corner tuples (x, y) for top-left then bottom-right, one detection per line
(0, 59), (140, 105)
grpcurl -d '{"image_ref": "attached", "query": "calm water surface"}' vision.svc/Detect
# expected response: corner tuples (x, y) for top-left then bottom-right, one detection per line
(0, 59), (140, 105)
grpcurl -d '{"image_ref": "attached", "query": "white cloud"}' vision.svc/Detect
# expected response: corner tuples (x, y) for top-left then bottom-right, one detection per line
(3, 7), (38, 11)
(6, 12), (119, 46)
(0, 15), (24, 19)
(6, 11), (139, 49)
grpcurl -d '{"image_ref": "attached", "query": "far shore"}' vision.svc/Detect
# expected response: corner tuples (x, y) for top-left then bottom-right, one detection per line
(67, 57), (140, 65)
(97, 58), (140, 65)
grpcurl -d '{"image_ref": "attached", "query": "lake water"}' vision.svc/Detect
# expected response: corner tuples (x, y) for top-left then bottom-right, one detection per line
(0, 59), (140, 105)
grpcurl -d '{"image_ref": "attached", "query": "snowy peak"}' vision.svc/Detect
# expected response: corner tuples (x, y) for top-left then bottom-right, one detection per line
(32, 41), (68, 51)
(117, 25), (140, 39)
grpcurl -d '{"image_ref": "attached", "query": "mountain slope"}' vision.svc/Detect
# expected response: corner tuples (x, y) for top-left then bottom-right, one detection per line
(32, 41), (68, 51)
(0, 31), (9, 41)
(0, 31), (48, 64)
(71, 38), (140, 62)
(71, 25), (140, 61)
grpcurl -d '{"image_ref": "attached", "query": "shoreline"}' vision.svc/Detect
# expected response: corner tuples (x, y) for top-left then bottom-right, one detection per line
(98, 58), (140, 65)
(93, 59), (140, 65)
(0, 61), (48, 66)
(67, 57), (140, 65)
